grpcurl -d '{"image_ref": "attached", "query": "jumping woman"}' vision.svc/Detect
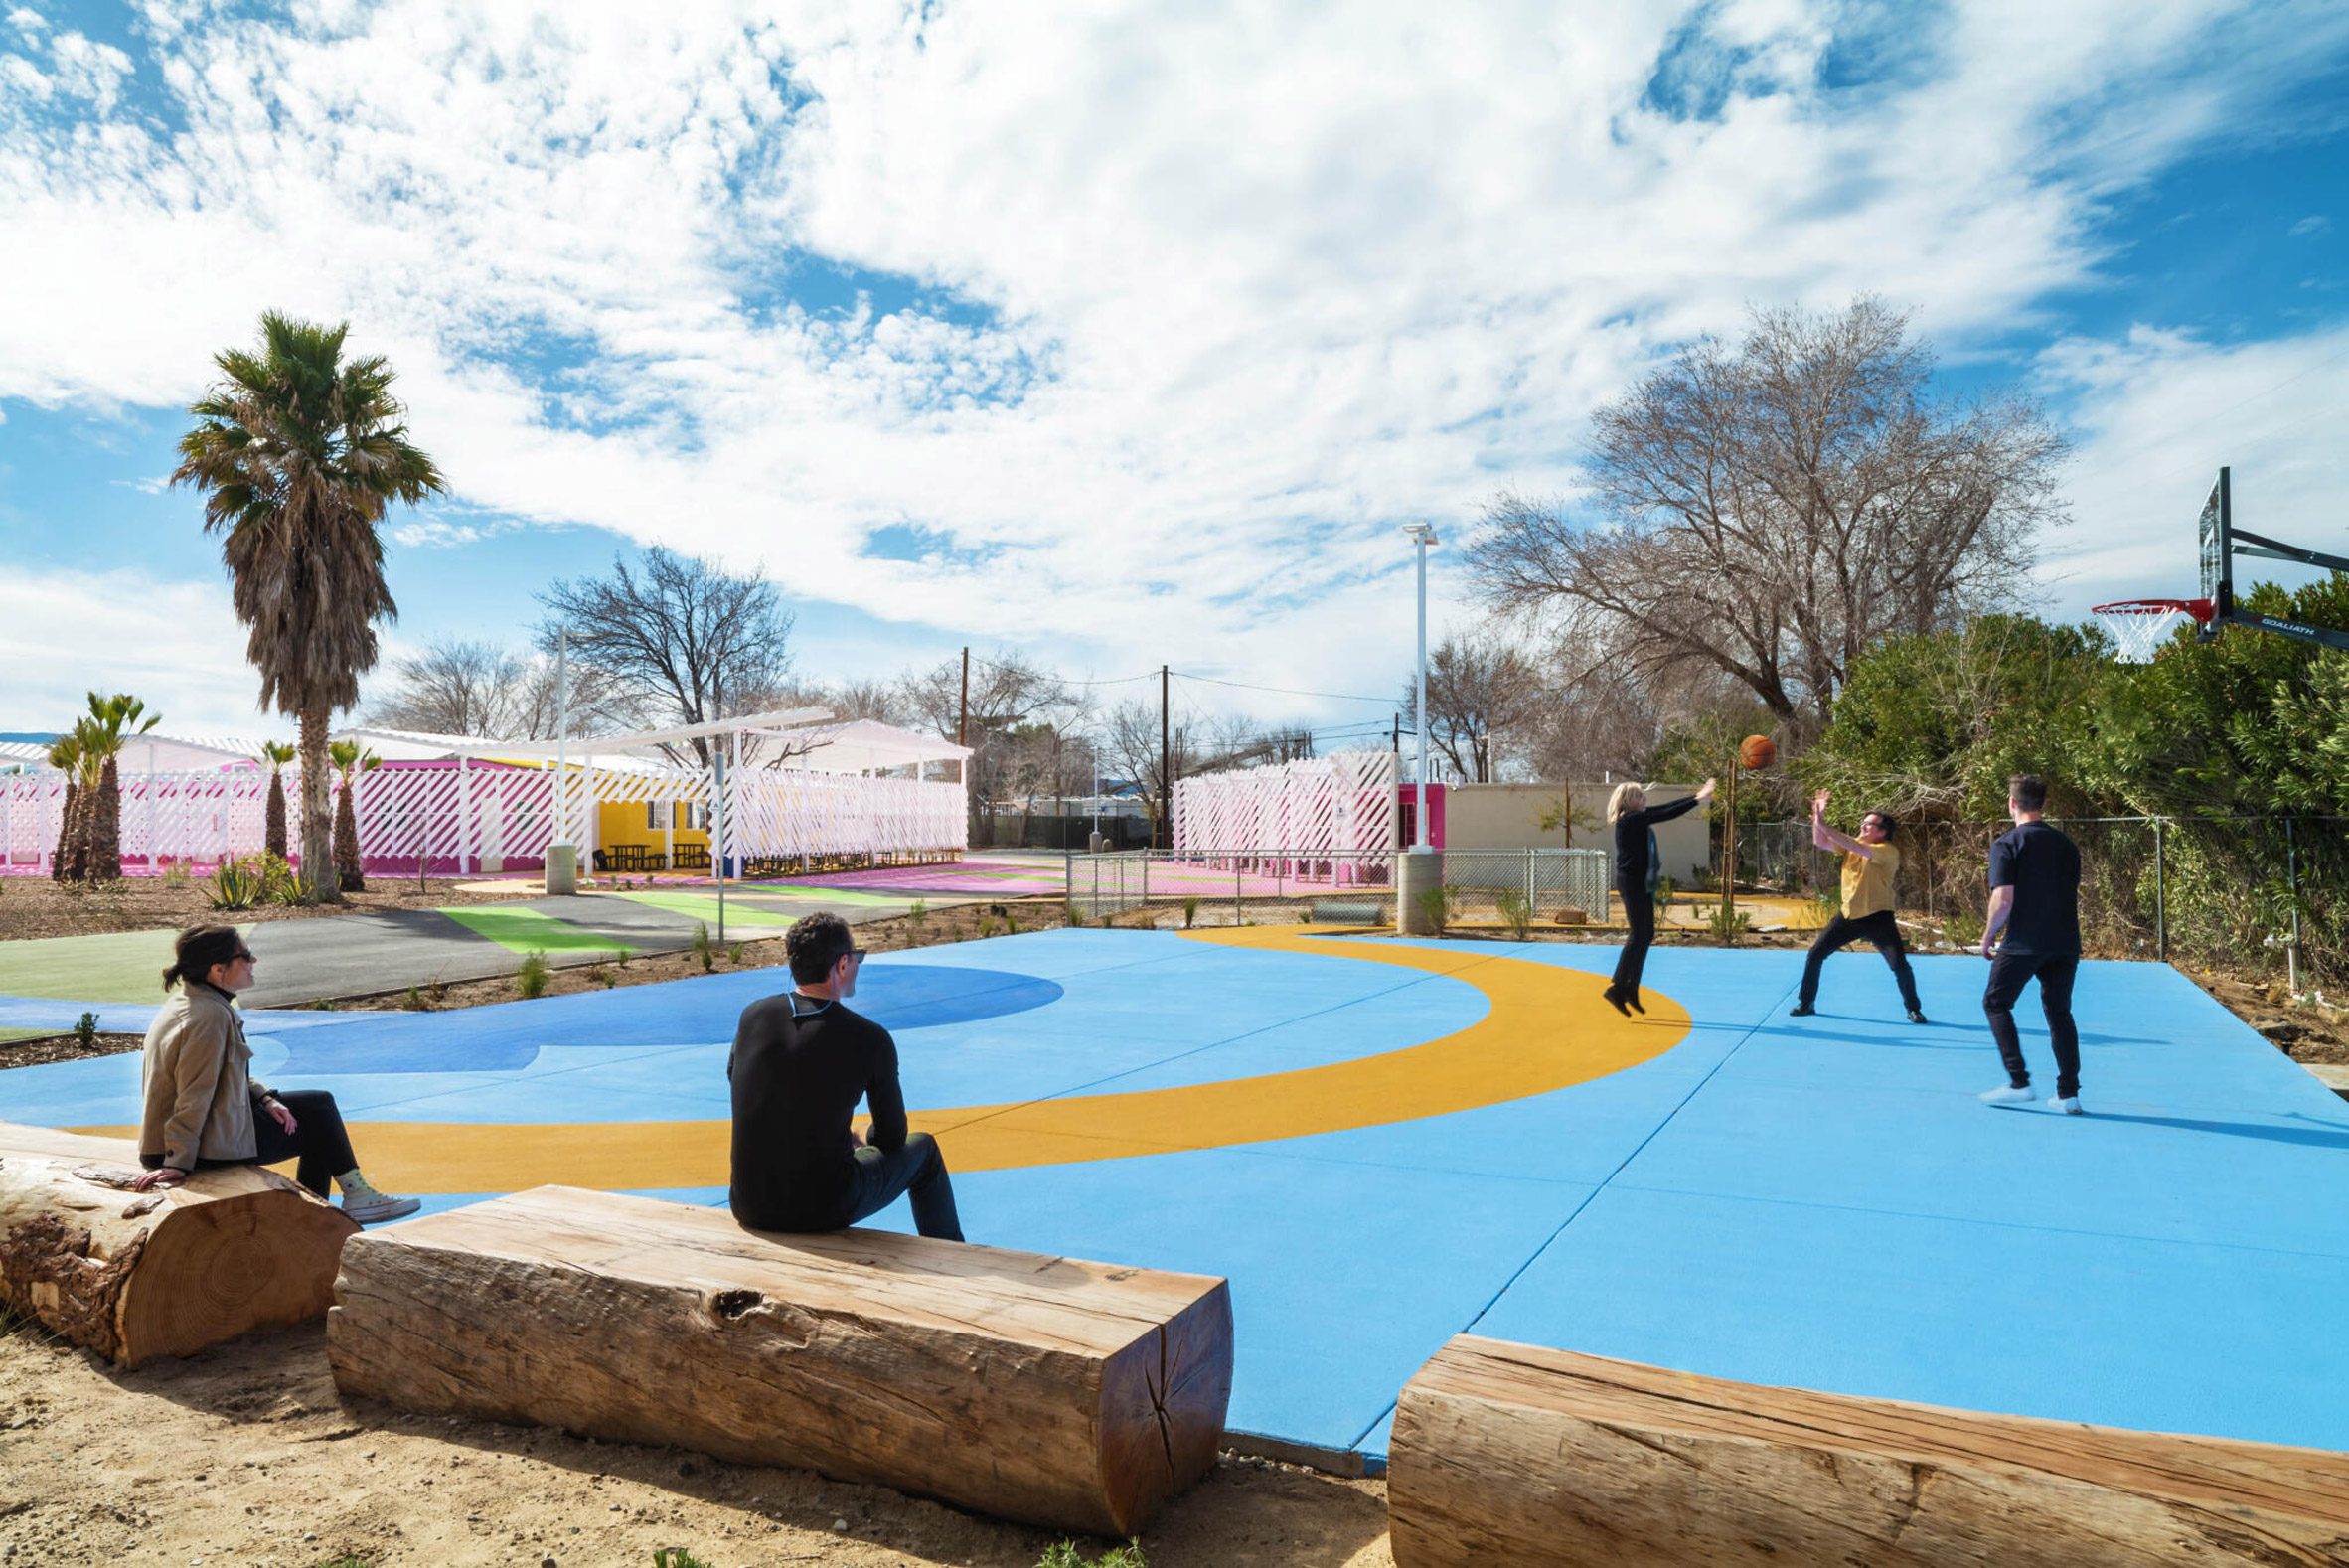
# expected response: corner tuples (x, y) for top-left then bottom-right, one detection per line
(1604, 777), (1716, 1017)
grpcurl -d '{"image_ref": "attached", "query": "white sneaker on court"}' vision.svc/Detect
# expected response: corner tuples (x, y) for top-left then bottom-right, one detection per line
(2047, 1095), (2083, 1116)
(1977, 1084), (2035, 1105)
(341, 1181), (421, 1224)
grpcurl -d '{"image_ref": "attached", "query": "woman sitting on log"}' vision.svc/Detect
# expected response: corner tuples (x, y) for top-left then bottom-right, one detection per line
(129, 924), (420, 1224)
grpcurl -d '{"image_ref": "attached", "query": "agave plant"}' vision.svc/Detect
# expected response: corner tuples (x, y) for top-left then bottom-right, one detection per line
(260, 740), (296, 860)
(327, 739), (383, 892)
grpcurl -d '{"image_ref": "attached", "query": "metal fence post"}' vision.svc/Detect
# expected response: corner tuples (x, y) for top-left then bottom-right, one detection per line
(1063, 848), (1074, 925)
(2153, 817), (2166, 964)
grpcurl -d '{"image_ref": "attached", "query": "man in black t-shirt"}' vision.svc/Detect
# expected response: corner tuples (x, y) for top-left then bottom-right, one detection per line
(1977, 775), (2085, 1115)
(728, 912), (964, 1240)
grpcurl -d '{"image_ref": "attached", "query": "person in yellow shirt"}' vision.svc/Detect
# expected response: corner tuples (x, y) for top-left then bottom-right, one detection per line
(1788, 790), (1927, 1024)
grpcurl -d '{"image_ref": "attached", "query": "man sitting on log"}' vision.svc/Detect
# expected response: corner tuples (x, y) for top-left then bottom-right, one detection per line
(728, 912), (965, 1241)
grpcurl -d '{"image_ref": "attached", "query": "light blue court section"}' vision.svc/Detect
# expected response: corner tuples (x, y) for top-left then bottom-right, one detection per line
(5, 931), (2346, 1466)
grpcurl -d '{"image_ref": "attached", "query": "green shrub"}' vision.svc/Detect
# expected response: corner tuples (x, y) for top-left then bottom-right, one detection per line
(1037, 1540), (1147, 1568)
(1181, 894), (1200, 928)
(1493, 887), (1534, 941)
(160, 859), (191, 889)
(1705, 901), (1752, 943)
(1943, 908), (1986, 950)
(1413, 883), (1458, 935)
(728, 942), (746, 965)
(651, 1550), (714, 1568)
(691, 921), (714, 972)
(74, 1010), (98, 1048)
(1653, 873), (1677, 914)
(908, 897), (929, 926)
(401, 984), (428, 1012)
(516, 950), (549, 1000)
(206, 851), (298, 910)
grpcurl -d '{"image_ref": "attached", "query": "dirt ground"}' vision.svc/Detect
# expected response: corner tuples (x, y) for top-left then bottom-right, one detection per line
(0, 1320), (1392, 1568)
(0, 874), (523, 943)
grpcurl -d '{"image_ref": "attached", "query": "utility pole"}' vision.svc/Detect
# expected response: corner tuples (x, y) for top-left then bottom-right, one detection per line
(957, 646), (969, 747)
(1160, 664), (1172, 852)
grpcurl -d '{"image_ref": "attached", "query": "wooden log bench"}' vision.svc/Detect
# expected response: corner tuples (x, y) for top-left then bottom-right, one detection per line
(1389, 1334), (2349, 1567)
(326, 1185), (1233, 1535)
(0, 1120), (357, 1367)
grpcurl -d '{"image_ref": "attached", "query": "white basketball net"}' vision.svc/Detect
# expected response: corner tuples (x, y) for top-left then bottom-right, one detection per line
(2096, 605), (2192, 664)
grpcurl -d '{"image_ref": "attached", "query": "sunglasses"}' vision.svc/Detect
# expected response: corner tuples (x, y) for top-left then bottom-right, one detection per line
(837, 947), (867, 967)
(234, 949), (257, 963)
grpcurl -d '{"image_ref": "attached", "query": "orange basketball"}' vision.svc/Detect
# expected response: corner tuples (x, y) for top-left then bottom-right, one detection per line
(1738, 734), (1776, 770)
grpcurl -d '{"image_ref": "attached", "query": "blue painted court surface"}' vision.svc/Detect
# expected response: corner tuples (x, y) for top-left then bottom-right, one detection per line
(7, 930), (2348, 1465)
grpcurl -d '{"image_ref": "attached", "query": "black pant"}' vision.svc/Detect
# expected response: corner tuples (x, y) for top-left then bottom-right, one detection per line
(1799, 911), (1922, 1012)
(843, 1133), (963, 1240)
(141, 1088), (359, 1197)
(1982, 952), (2081, 1098)
(1610, 884), (1655, 997)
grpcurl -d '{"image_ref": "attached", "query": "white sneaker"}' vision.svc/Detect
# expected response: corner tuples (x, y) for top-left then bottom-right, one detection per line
(2047, 1095), (2083, 1116)
(1977, 1084), (2035, 1105)
(342, 1187), (422, 1224)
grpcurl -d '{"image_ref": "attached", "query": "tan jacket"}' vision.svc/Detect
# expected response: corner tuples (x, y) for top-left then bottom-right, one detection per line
(139, 983), (273, 1173)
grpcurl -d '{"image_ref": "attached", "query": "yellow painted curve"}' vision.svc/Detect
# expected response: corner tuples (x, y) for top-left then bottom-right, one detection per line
(77, 927), (1689, 1194)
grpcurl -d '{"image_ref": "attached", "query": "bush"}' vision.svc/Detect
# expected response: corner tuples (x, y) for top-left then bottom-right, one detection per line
(1705, 901), (1752, 943)
(401, 984), (428, 1012)
(691, 921), (714, 972)
(728, 942), (746, 965)
(1493, 887), (1534, 941)
(206, 851), (298, 910)
(1413, 883), (1458, 935)
(908, 897), (928, 926)
(1182, 894), (1200, 928)
(160, 859), (191, 889)
(516, 950), (549, 1000)
(73, 1010), (98, 1047)
(1038, 1541), (1147, 1568)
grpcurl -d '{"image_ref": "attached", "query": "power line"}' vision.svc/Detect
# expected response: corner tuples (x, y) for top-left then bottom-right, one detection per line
(1172, 671), (1393, 704)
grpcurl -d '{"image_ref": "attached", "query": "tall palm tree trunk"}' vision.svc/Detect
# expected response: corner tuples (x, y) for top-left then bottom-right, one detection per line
(53, 781), (79, 881)
(92, 757), (123, 881)
(298, 709), (338, 903)
(265, 771), (288, 860)
(335, 777), (366, 892)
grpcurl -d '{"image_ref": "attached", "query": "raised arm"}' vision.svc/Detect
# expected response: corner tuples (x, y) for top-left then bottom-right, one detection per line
(1810, 789), (1875, 860)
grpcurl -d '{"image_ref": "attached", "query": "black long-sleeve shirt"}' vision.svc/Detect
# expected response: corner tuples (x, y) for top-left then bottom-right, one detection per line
(1613, 793), (1701, 891)
(727, 993), (908, 1229)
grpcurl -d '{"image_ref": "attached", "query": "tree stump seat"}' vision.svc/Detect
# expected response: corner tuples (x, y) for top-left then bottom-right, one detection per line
(0, 1120), (357, 1366)
(1389, 1334), (2349, 1567)
(326, 1185), (1233, 1535)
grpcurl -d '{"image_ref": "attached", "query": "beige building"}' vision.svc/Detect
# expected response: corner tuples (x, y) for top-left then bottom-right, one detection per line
(1438, 782), (1713, 885)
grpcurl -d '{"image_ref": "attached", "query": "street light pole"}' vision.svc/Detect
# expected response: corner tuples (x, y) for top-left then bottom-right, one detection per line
(1402, 523), (1439, 852)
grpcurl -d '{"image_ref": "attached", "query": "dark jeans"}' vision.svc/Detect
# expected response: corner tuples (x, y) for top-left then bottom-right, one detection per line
(1610, 885), (1655, 997)
(1799, 911), (1922, 1012)
(141, 1088), (358, 1197)
(1982, 952), (2081, 1098)
(844, 1132), (964, 1241)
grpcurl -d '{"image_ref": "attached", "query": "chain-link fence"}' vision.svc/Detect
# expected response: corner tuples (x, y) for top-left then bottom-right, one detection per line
(1060, 848), (1613, 930)
(1740, 816), (2346, 987)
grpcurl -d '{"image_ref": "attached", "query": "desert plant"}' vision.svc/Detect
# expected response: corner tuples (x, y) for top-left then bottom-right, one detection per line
(516, 949), (549, 999)
(1007, 912), (1021, 934)
(172, 310), (447, 903)
(977, 913), (1000, 938)
(908, 897), (928, 925)
(611, 947), (629, 967)
(651, 1550), (714, 1568)
(402, 984), (427, 1012)
(160, 859), (192, 889)
(260, 739), (297, 859)
(327, 740), (384, 892)
(727, 942), (746, 965)
(1706, 901), (1752, 943)
(1037, 1540), (1147, 1568)
(592, 966), (617, 989)
(1413, 883), (1458, 935)
(1181, 894), (1200, 928)
(1493, 887), (1534, 941)
(1942, 908), (1986, 950)
(1653, 873), (1677, 914)
(73, 1011), (98, 1048)
(691, 921), (714, 972)
(206, 851), (295, 909)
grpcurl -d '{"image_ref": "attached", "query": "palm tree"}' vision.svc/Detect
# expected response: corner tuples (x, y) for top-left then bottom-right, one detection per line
(260, 740), (297, 860)
(78, 692), (162, 880)
(46, 732), (83, 882)
(327, 739), (383, 892)
(171, 312), (445, 902)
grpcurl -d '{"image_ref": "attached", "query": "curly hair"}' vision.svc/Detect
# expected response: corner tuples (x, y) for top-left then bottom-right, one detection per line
(784, 911), (856, 984)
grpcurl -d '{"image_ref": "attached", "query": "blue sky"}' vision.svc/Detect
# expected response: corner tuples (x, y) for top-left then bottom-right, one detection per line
(2, 0), (2346, 742)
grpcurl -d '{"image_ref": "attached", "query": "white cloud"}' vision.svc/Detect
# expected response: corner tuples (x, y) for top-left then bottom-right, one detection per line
(2289, 215), (2332, 237)
(2035, 322), (2349, 615)
(0, 0), (2346, 707)
(0, 567), (271, 730)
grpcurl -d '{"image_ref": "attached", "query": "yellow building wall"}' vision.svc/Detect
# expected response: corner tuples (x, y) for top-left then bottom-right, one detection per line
(595, 800), (709, 856)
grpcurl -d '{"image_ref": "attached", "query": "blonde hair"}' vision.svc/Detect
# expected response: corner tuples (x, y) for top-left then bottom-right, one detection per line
(1606, 781), (1647, 824)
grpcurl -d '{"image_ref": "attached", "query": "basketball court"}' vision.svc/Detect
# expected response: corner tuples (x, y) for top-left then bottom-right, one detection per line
(9, 924), (2347, 1468)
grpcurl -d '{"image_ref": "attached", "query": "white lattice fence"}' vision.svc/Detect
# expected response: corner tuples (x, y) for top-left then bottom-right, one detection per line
(725, 769), (965, 861)
(1174, 751), (1399, 862)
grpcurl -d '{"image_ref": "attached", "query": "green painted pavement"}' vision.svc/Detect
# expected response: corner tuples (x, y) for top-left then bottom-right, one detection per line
(611, 890), (809, 928)
(0, 926), (188, 1002)
(439, 906), (638, 957)
(733, 882), (915, 907)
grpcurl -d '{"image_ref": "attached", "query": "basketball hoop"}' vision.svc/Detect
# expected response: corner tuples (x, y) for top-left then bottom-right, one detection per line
(2091, 598), (2212, 664)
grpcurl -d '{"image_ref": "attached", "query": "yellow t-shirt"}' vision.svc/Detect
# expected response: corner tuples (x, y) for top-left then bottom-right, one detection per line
(1841, 841), (1900, 918)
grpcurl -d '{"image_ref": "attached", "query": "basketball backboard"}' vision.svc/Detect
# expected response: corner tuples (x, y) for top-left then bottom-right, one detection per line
(2195, 468), (2231, 639)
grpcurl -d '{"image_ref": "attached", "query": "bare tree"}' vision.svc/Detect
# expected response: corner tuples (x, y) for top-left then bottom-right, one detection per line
(1517, 626), (1756, 784)
(1398, 632), (1544, 782)
(537, 549), (795, 764)
(1468, 297), (2067, 739)
(369, 639), (639, 739)
(900, 651), (1077, 828)
(1098, 699), (1199, 837)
